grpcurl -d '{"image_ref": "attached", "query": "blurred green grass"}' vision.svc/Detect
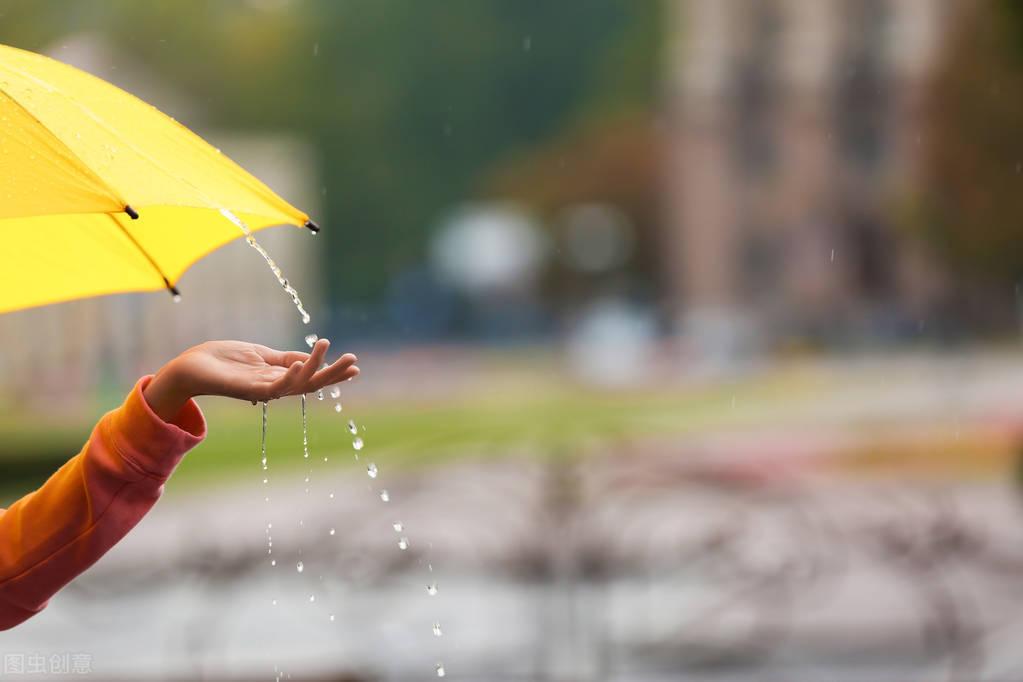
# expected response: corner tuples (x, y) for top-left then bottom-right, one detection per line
(173, 378), (800, 488)
(0, 369), (824, 504)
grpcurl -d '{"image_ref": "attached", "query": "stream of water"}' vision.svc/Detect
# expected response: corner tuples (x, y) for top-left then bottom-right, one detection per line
(233, 213), (447, 678)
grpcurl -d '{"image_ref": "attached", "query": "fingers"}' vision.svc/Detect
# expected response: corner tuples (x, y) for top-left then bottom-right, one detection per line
(308, 353), (359, 392)
(257, 340), (360, 400)
(265, 359), (305, 399)
(292, 338), (329, 390)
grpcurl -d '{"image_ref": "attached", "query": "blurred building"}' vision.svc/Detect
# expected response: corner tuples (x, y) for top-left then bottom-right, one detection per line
(0, 34), (322, 409)
(665, 0), (954, 354)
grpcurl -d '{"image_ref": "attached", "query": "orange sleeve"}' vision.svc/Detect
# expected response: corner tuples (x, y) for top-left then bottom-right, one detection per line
(0, 375), (205, 629)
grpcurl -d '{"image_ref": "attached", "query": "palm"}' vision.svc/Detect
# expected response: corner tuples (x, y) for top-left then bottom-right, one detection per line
(175, 339), (358, 402)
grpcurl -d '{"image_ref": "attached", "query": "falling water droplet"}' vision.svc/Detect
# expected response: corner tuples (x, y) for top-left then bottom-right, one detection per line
(305, 334), (318, 347)
(329, 614), (335, 622)
(427, 583), (438, 596)
(329, 528), (335, 536)
(317, 389), (324, 400)
(309, 595), (315, 603)
(432, 623), (443, 637)
(398, 537), (409, 550)
(353, 437), (364, 451)
(334, 403), (342, 413)
(270, 559), (276, 567)
(172, 293), (182, 303)
(329, 386), (341, 399)
(329, 492), (335, 499)
(380, 490), (390, 502)
(260, 401), (268, 470)
(271, 599), (277, 606)
(347, 419), (357, 435)
(296, 561), (304, 573)
(367, 462), (378, 478)
(301, 395), (310, 458)
(392, 521), (403, 532)
(436, 664), (446, 678)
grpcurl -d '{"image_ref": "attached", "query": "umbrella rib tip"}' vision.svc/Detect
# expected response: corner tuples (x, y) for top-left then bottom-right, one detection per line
(124, 205), (139, 220)
(163, 278), (181, 301)
(304, 219), (320, 233)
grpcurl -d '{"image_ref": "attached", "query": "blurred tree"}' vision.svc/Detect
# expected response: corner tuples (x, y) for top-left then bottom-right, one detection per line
(0, 0), (660, 309)
(918, 0), (1023, 299)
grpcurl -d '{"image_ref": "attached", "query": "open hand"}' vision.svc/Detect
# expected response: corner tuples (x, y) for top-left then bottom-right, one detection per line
(143, 339), (358, 422)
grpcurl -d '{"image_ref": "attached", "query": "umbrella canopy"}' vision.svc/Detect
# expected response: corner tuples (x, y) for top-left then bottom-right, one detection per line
(0, 43), (318, 313)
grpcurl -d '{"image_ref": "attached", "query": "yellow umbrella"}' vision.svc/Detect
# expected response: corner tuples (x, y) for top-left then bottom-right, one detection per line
(0, 43), (319, 314)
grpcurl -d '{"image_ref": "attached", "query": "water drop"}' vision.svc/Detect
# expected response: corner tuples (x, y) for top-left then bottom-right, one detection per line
(309, 595), (315, 603)
(329, 386), (341, 399)
(296, 561), (304, 573)
(329, 492), (335, 499)
(270, 559), (276, 567)
(334, 403), (342, 413)
(272, 599), (277, 606)
(329, 528), (335, 536)
(380, 490), (390, 502)
(392, 521), (403, 532)
(353, 437), (364, 451)
(427, 583), (438, 596)
(305, 333), (318, 347)
(398, 537), (410, 550)
(432, 623), (443, 637)
(329, 614), (335, 622)
(436, 664), (446, 678)
(301, 395), (309, 458)
(172, 293), (182, 303)
(367, 462), (378, 478)
(260, 401), (268, 470)
(317, 389), (324, 400)
(347, 419), (357, 435)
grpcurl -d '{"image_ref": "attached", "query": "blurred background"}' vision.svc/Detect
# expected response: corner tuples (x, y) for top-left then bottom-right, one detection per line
(3, 0), (1023, 680)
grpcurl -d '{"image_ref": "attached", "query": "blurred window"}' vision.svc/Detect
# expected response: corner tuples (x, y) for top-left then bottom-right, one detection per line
(740, 227), (783, 297)
(731, 2), (781, 178)
(844, 212), (894, 298)
(835, 0), (890, 173)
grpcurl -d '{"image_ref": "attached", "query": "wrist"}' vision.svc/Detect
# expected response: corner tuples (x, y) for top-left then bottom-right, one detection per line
(144, 362), (194, 423)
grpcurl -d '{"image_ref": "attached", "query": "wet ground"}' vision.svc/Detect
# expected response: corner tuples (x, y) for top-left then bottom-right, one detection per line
(7, 446), (1023, 682)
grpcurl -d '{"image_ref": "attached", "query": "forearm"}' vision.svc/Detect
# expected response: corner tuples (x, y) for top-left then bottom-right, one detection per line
(0, 376), (205, 629)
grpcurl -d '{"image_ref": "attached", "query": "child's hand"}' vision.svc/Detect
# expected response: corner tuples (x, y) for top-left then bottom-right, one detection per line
(143, 339), (358, 422)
